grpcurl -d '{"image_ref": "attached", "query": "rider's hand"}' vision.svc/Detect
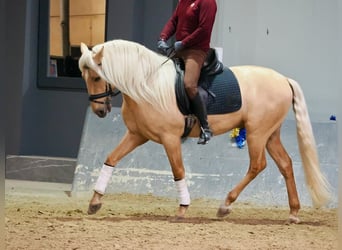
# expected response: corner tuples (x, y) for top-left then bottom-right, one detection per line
(174, 41), (184, 52)
(157, 39), (170, 55)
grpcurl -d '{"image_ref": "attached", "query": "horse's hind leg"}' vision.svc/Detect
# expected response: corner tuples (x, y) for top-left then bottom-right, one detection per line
(217, 135), (267, 217)
(88, 130), (148, 214)
(266, 128), (301, 223)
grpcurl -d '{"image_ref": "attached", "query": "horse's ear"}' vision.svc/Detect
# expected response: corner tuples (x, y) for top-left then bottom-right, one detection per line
(80, 42), (89, 54)
(93, 46), (104, 65)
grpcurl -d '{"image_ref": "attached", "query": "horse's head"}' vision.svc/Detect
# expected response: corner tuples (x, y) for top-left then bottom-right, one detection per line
(79, 39), (177, 116)
(79, 43), (115, 118)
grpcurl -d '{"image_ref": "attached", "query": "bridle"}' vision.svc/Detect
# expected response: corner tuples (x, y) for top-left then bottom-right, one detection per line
(85, 55), (121, 105)
(88, 81), (121, 105)
(86, 47), (174, 105)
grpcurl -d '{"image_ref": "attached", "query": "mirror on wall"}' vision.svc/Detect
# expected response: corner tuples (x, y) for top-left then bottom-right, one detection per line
(38, 0), (107, 89)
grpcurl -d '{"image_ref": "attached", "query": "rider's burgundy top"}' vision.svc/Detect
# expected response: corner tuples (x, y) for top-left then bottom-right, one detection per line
(160, 0), (217, 52)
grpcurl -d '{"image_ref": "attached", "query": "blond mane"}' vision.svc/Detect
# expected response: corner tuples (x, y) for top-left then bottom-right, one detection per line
(79, 39), (177, 112)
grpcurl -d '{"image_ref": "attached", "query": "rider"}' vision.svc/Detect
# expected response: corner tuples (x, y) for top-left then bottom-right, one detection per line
(157, 0), (217, 145)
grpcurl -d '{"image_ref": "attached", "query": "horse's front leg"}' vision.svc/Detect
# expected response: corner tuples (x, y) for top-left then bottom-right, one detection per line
(88, 130), (148, 214)
(162, 136), (190, 219)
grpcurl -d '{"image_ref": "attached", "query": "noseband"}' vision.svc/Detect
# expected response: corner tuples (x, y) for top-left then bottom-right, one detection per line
(88, 82), (121, 104)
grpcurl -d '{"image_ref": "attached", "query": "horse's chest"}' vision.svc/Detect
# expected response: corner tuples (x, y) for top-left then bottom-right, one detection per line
(122, 112), (140, 133)
(122, 108), (151, 134)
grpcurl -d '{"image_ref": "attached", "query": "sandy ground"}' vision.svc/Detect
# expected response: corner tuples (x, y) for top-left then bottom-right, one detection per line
(5, 180), (338, 250)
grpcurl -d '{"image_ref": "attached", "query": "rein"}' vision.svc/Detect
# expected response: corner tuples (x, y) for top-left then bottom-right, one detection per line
(161, 49), (176, 66)
(144, 48), (176, 83)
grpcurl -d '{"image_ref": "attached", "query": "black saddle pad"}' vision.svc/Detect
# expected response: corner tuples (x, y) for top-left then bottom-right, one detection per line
(175, 67), (242, 115)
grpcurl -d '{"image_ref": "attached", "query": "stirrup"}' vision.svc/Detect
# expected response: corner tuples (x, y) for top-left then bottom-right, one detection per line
(197, 127), (212, 145)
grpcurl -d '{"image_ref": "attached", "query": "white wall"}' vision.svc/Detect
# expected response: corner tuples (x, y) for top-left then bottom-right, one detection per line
(211, 0), (339, 121)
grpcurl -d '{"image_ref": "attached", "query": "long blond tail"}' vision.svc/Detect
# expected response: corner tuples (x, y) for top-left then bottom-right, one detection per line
(287, 78), (331, 207)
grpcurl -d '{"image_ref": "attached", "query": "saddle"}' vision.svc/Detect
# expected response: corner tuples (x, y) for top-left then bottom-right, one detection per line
(174, 48), (242, 137)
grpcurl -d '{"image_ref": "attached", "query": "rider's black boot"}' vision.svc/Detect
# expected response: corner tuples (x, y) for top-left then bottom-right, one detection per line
(190, 93), (212, 144)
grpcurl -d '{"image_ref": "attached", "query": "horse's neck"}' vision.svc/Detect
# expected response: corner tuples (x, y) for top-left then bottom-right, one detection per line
(122, 94), (138, 109)
(122, 94), (153, 112)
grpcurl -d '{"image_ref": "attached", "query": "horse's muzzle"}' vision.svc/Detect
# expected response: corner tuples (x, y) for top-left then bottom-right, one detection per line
(95, 103), (111, 118)
(95, 109), (107, 118)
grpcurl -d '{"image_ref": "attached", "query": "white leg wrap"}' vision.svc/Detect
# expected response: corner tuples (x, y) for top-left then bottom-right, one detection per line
(175, 179), (190, 206)
(94, 164), (114, 195)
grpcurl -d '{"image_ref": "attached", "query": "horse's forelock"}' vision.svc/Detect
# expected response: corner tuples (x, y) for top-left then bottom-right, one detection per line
(78, 48), (93, 72)
(78, 45), (110, 82)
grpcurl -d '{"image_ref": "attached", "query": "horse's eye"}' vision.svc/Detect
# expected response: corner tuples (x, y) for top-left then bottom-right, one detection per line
(94, 77), (101, 82)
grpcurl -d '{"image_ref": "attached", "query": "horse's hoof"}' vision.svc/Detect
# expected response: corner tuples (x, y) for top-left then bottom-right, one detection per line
(176, 205), (188, 218)
(87, 203), (102, 215)
(285, 214), (301, 224)
(170, 215), (185, 223)
(216, 204), (232, 218)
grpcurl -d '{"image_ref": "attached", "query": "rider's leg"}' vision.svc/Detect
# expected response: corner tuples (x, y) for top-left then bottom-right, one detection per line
(182, 49), (212, 144)
(190, 93), (212, 144)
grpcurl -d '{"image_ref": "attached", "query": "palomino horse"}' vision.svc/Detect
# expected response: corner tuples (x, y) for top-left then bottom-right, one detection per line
(78, 39), (330, 223)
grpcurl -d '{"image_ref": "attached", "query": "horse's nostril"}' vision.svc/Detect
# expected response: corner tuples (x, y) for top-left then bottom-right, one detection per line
(96, 110), (106, 118)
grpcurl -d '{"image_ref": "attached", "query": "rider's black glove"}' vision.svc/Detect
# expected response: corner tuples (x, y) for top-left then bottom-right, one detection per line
(157, 39), (170, 55)
(174, 41), (184, 52)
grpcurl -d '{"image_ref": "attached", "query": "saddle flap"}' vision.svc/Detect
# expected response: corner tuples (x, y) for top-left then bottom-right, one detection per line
(201, 48), (224, 76)
(173, 48), (223, 76)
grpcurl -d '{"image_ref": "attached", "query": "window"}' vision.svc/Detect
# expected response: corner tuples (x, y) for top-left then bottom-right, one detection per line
(37, 0), (107, 89)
